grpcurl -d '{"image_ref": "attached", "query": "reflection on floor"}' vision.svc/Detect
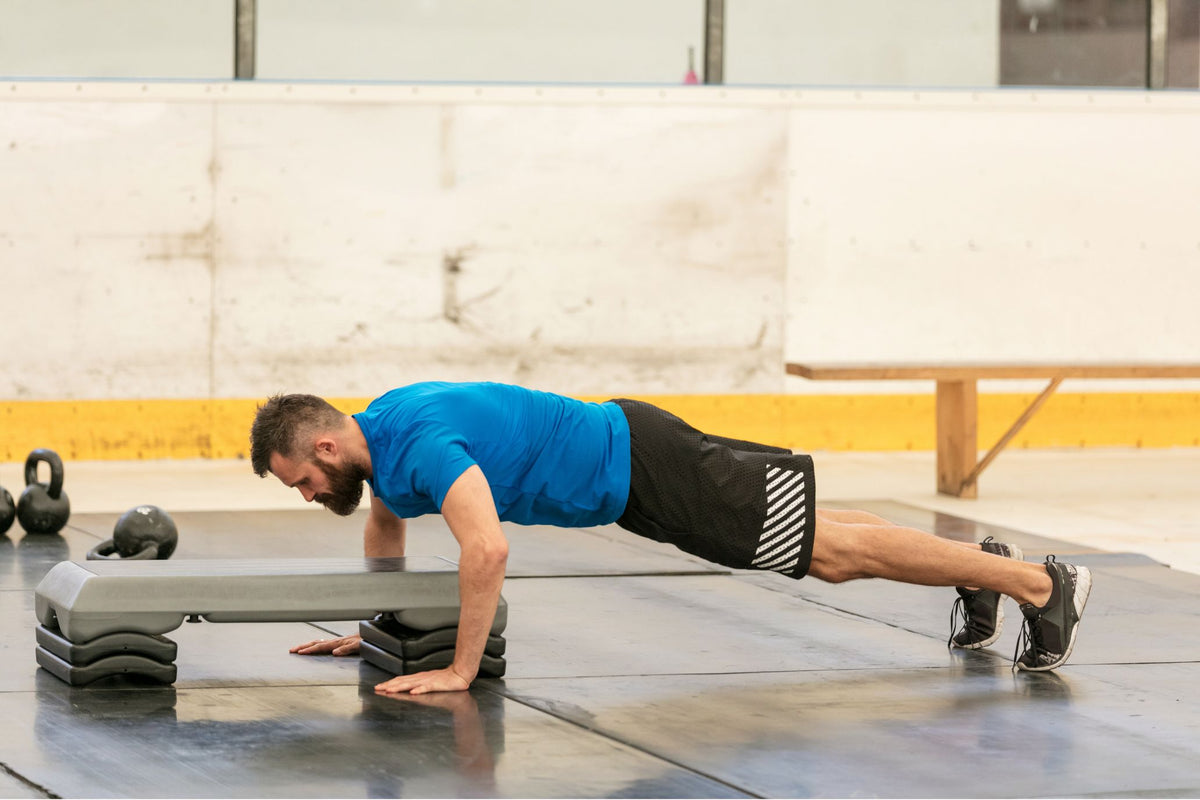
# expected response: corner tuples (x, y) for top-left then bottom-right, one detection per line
(2, 499), (1199, 797)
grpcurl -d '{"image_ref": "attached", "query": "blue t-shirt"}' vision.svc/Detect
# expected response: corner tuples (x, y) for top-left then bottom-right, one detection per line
(354, 382), (630, 527)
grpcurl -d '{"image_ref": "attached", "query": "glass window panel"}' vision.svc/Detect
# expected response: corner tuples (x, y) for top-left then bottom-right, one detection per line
(1166, 0), (1199, 88)
(0, 0), (233, 80)
(725, 0), (1000, 88)
(1000, 0), (1148, 86)
(256, 0), (705, 85)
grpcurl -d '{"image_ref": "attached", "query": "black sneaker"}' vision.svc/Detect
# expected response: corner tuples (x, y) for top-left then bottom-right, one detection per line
(948, 537), (1024, 650)
(1014, 555), (1092, 672)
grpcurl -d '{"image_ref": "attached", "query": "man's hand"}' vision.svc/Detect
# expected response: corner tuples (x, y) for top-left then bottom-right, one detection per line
(290, 634), (361, 656)
(374, 666), (470, 695)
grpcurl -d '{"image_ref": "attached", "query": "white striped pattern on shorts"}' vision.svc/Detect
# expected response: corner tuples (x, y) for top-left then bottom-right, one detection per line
(751, 463), (807, 573)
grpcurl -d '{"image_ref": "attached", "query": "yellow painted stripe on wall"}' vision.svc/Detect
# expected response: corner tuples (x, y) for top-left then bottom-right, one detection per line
(1, 393), (1198, 462)
(594, 393), (1200, 451)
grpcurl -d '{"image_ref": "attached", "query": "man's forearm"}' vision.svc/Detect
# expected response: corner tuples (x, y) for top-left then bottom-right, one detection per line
(450, 543), (507, 683)
(364, 517), (406, 557)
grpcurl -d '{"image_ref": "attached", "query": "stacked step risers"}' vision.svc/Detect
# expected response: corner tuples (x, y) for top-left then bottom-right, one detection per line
(358, 613), (507, 679)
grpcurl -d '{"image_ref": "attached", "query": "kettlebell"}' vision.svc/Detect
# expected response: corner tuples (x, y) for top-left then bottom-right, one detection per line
(87, 504), (178, 560)
(17, 449), (71, 535)
(0, 485), (15, 535)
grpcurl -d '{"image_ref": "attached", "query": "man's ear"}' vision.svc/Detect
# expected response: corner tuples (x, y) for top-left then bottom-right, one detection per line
(313, 436), (338, 459)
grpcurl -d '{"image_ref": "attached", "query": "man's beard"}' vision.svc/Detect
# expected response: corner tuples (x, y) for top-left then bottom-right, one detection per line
(314, 458), (369, 516)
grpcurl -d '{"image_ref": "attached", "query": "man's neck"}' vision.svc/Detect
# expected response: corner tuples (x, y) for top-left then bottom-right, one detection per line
(344, 416), (373, 478)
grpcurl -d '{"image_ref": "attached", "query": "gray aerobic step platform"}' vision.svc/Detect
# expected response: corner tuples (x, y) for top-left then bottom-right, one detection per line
(35, 557), (508, 643)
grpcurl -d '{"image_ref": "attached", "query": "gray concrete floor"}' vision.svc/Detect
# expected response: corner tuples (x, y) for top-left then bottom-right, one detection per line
(2, 448), (1198, 797)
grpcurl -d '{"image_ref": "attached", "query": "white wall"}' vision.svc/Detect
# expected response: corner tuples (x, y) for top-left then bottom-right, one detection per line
(785, 90), (1200, 377)
(1, 82), (1197, 402)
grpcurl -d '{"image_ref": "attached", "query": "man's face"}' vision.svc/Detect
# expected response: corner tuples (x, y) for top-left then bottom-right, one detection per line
(270, 451), (368, 516)
(313, 456), (368, 516)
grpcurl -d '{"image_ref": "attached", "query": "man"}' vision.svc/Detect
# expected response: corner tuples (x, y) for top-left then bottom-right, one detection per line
(250, 381), (1091, 695)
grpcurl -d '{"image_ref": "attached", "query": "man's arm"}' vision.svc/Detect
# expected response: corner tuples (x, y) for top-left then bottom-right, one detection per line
(374, 464), (508, 695)
(291, 491), (407, 657)
(364, 489), (407, 557)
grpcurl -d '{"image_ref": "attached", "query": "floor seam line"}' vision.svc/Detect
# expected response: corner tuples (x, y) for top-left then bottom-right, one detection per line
(480, 684), (763, 799)
(0, 760), (59, 799)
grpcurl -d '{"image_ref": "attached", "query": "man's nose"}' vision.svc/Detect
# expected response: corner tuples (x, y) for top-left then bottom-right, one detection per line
(299, 486), (316, 502)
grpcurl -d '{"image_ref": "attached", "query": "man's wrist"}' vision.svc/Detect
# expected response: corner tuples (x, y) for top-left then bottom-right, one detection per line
(450, 660), (477, 685)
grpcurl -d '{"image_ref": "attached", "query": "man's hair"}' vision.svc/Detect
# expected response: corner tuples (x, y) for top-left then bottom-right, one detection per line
(249, 393), (346, 477)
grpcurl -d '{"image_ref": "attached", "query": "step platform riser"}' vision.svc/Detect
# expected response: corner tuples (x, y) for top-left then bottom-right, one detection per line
(360, 619), (506, 660)
(35, 646), (178, 686)
(36, 624), (178, 666)
(360, 640), (507, 679)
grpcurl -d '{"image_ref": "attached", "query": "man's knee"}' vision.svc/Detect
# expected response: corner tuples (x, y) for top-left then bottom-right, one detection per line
(808, 519), (871, 584)
(809, 561), (858, 584)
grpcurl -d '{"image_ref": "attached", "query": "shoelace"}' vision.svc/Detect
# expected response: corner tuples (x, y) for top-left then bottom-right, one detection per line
(948, 595), (968, 648)
(947, 591), (987, 648)
(1013, 610), (1044, 669)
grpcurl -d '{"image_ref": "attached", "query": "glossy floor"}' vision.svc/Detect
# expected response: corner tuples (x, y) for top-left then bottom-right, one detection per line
(0, 449), (1197, 797)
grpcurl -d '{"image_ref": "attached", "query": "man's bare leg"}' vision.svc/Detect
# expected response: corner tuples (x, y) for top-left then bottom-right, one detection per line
(818, 508), (992, 551)
(816, 508), (1007, 591)
(809, 508), (1051, 607)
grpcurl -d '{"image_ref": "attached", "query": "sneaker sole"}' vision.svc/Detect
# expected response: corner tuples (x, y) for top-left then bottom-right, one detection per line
(952, 544), (1025, 650)
(1017, 564), (1092, 672)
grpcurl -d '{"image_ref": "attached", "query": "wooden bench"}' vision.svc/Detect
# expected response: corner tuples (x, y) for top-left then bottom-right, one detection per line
(785, 363), (1200, 498)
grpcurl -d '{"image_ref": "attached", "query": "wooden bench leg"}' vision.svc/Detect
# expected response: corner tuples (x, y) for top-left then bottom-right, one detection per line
(937, 379), (978, 498)
(959, 376), (1065, 495)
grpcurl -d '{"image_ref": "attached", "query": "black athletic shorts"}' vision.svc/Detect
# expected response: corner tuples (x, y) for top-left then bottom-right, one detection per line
(611, 399), (816, 580)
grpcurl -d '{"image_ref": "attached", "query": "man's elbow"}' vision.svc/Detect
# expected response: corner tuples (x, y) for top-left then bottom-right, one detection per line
(469, 535), (508, 572)
(483, 537), (509, 567)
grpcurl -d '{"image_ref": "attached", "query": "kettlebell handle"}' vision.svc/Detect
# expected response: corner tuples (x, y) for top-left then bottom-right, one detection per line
(24, 449), (64, 500)
(86, 538), (159, 560)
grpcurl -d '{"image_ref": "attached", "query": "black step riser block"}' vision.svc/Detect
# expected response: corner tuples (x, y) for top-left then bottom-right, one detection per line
(36, 624), (178, 666)
(36, 646), (178, 686)
(359, 640), (506, 679)
(359, 619), (505, 660)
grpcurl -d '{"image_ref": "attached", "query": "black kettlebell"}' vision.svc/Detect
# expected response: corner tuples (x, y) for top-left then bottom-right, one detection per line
(86, 505), (178, 560)
(17, 449), (70, 535)
(0, 485), (15, 535)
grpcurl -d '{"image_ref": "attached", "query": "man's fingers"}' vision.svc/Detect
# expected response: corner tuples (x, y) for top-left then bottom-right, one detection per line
(290, 635), (361, 656)
(373, 667), (469, 695)
(374, 675), (419, 694)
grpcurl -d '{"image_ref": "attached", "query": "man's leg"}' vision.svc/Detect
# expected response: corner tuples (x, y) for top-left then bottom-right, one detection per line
(610, 401), (1090, 671)
(810, 508), (1092, 671)
(817, 507), (1012, 562)
(818, 508), (1023, 648)
(809, 509), (1050, 606)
